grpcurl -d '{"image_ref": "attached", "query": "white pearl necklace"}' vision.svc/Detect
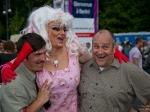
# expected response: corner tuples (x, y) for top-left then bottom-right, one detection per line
(53, 59), (59, 67)
(46, 52), (59, 68)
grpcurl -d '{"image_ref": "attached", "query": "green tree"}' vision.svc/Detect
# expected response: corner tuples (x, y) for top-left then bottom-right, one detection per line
(99, 0), (150, 32)
(1, 0), (150, 39)
(9, 10), (24, 34)
(0, 0), (52, 40)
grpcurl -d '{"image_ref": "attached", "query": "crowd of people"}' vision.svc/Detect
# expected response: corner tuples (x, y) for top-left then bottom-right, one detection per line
(117, 38), (150, 74)
(0, 5), (150, 112)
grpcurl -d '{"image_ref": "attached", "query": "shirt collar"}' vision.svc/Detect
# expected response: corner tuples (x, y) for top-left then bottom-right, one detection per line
(110, 59), (120, 69)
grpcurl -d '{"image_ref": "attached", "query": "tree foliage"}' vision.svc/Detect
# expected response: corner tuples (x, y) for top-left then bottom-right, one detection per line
(9, 10), (25, 34)
(0, 0), (150, 39)
(0, 0), (52, 39)
(99, 0), (150, 32)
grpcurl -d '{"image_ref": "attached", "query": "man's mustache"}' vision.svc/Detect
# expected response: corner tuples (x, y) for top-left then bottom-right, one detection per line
(36, 60), (45, 64)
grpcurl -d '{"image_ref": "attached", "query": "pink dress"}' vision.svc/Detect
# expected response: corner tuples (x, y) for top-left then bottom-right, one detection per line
(36, 50), (80, 112)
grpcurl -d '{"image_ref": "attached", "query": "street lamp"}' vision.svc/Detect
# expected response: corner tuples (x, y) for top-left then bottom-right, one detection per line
(3, 0), (12, 40)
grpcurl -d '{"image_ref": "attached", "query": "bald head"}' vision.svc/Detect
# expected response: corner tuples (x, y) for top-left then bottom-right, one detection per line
(92, 29), (115, 67)
(93, 29), (115, 46)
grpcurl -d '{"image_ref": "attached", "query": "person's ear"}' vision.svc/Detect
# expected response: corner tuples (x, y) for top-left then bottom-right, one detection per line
(113, 44), (117, 54)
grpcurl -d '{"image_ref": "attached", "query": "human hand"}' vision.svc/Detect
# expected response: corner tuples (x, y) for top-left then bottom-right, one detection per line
(22, 80), (52, 112)
(138, 105), (150, 112)
(36, 79), (51, 105)
(1, 62), (16, 84)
